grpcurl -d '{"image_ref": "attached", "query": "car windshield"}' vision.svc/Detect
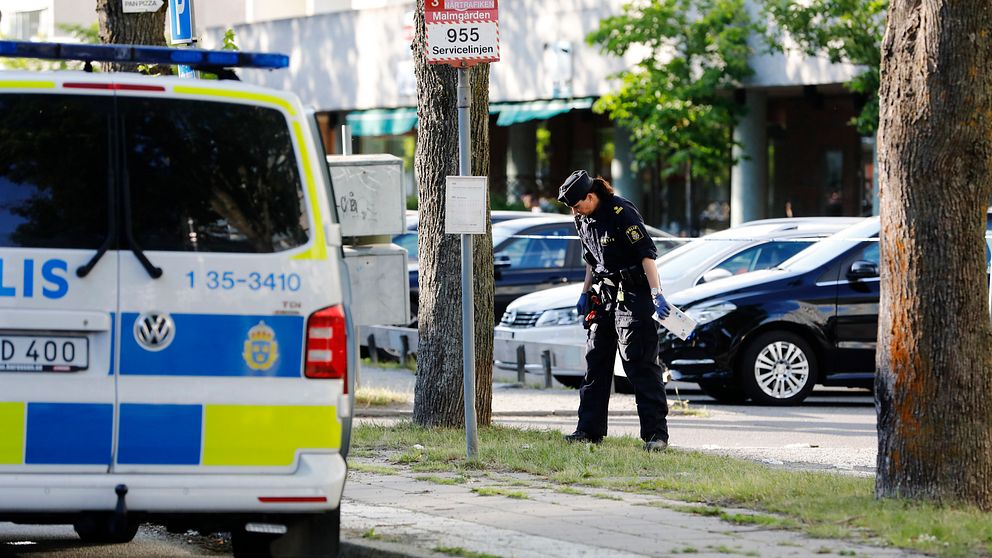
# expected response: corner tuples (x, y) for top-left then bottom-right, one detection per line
(657, 239), (747, 282)
(780, 218), (881, 273)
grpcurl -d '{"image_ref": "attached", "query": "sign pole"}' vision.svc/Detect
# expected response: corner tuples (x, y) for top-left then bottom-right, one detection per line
(167, 0), (196, 78)
(458, 66), (479, 460)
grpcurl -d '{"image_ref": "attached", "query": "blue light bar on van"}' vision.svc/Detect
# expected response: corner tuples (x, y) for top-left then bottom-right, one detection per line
(0, 40), (288, 70)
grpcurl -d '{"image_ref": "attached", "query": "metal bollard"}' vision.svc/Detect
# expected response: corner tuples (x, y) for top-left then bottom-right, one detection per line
(367, 334), (378, 365)
(400, 334), (410, 369)
(541, 350), (552, 389)
(516, 345), (526, 384)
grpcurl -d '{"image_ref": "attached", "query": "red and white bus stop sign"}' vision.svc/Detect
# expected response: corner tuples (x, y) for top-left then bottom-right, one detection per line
(425, 0), (500, 67)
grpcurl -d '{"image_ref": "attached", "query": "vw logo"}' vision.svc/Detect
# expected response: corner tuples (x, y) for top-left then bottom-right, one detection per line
(134, 312), (175, 351)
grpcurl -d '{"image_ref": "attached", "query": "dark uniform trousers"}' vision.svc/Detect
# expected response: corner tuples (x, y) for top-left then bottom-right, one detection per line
(576, 284), (669, 443)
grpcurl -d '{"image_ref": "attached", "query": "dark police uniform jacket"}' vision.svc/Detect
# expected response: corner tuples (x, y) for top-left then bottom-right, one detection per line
(575, 194), (657, 278)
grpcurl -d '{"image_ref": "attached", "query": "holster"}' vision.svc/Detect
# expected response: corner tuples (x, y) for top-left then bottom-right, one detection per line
(582, 282), (615, 330)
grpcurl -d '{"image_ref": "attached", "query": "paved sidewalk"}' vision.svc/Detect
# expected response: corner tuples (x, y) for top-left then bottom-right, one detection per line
(339, 366), (913, 558)
(339, 463), (919, 558)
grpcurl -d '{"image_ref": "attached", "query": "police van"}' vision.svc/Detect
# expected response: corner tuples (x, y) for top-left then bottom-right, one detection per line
(0, 41), (353, 557)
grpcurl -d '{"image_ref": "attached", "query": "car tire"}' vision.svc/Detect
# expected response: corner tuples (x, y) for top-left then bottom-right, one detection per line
(697, 381), (749, 404)
(553, 374), (583, 389)
(739, 331), (818, 405)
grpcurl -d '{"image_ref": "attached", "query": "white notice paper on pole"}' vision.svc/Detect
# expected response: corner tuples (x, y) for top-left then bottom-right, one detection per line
(653, 304), (697, 341)
(445, 176), (487, 234)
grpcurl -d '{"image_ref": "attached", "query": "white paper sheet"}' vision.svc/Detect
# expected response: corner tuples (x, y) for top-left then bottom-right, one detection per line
(653, 304), (697, 340)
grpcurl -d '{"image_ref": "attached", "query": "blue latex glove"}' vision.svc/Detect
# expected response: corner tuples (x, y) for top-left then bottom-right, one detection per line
(577, 292), (589, 316)
(654, 292), (671, 320)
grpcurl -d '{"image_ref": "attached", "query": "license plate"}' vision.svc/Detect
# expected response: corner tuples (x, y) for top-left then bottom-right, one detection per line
(0, 335), (88, 372)
(494, 329), (515, 339)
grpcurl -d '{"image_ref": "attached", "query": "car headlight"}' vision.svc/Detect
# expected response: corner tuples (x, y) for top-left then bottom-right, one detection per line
(685, 301), (736, 325)
(534, 307), (581, 327)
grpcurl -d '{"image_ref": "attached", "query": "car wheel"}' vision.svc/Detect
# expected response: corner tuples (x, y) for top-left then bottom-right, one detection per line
(697, 381), (748, 404)
(740, 331), (817, 405)
(553, 374), (583, 389)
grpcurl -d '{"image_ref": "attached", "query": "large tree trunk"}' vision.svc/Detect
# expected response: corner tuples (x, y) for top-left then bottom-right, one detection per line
(96, 0), (167, 72)
(412, 1), (494, 427)
(876, 0), (992, 508)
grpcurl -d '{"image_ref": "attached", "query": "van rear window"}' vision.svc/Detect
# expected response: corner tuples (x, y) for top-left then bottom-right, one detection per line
(0, 94), (112, 249)
(121, 98), (309, 253)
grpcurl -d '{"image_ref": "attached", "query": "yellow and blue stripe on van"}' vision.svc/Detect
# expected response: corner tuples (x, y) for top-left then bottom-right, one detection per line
(119, 313), (304, 377)
(0, 402), (340, 466)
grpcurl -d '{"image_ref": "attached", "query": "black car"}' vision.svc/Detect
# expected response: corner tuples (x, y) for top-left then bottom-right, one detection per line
(407, 215), (677, 323)
(661, 218), (883, 405)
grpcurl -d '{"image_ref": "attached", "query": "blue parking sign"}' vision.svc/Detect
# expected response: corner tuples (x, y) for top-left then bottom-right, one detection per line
(168, 0), (195, 44)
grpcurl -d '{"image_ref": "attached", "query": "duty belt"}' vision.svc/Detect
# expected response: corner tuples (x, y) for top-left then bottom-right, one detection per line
(593, 264), (648, 289)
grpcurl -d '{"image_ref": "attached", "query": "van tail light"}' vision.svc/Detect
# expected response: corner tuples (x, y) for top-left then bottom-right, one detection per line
(304, 305), (348, 390)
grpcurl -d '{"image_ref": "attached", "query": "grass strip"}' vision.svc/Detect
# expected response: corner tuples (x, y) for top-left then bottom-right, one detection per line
(354, 386), (410, 407)
(353, 422), (992, 558)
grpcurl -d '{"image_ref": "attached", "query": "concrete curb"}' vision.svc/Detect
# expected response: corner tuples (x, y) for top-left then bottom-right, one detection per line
(341, 538), (443, 558)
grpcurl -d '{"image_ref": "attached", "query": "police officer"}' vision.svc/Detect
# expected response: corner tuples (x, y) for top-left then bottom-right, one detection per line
(557, 170), (671, 452)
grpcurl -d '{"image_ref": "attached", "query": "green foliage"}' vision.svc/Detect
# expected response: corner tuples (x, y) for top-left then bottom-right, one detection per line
(221, 28), (239, 51)
(586, 0), (755, 181)
(58, 23), (101, 44)
(761, 0), (887, 134)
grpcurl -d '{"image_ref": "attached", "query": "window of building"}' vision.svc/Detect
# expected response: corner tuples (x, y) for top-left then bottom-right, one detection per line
(12, 9), (44, 40)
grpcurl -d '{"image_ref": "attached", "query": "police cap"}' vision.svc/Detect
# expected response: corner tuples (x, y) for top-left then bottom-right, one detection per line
(558, 170), (593, 206)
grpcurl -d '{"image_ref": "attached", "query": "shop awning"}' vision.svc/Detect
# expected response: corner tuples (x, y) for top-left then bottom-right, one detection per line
(491, 97), (595, 126)
(344, 98), (597, 137)
(346, 107), (418, 137)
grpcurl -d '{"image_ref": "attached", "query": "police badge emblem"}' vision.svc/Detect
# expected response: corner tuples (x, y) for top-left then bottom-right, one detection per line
(625, 225), (643, 243)
(243, 321), (280, 371)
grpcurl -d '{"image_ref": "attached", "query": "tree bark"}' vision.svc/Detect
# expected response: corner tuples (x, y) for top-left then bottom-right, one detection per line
(412, 1), (494, 427)
(96, 0), (167, 72)
(876, 0), (992, 508)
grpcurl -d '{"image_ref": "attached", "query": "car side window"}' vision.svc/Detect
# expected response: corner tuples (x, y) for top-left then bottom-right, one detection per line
(498, 226), (570, 269)
(121, 98), (309, 253)
(753, 240), (813, 269)
(858, 242), (881, 265)
(713, 245), (764, 275)
(0, 94), (111, 249)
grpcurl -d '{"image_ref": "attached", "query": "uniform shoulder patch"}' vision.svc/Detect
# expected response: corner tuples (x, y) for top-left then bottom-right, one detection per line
(625, 225), (644, 243)
(613, 205), (624, 214)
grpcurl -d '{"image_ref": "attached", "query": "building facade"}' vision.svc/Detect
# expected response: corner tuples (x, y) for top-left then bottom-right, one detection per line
(0, 0), (876, 232)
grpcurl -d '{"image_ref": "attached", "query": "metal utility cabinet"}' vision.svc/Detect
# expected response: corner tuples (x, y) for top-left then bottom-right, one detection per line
(327, 154), (411, 326)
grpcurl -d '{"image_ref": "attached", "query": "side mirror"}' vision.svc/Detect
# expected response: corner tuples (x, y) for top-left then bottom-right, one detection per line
(847, 260), (879, 280)
(494, 254), (512, 269)
(698, 268), (733, 285)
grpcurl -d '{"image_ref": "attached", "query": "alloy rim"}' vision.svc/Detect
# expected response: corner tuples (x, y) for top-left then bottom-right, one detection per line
(753, 340), (810, 399)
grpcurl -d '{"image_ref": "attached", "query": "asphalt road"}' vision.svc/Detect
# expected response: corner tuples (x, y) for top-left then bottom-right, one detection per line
(497, 383), (878, 476)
